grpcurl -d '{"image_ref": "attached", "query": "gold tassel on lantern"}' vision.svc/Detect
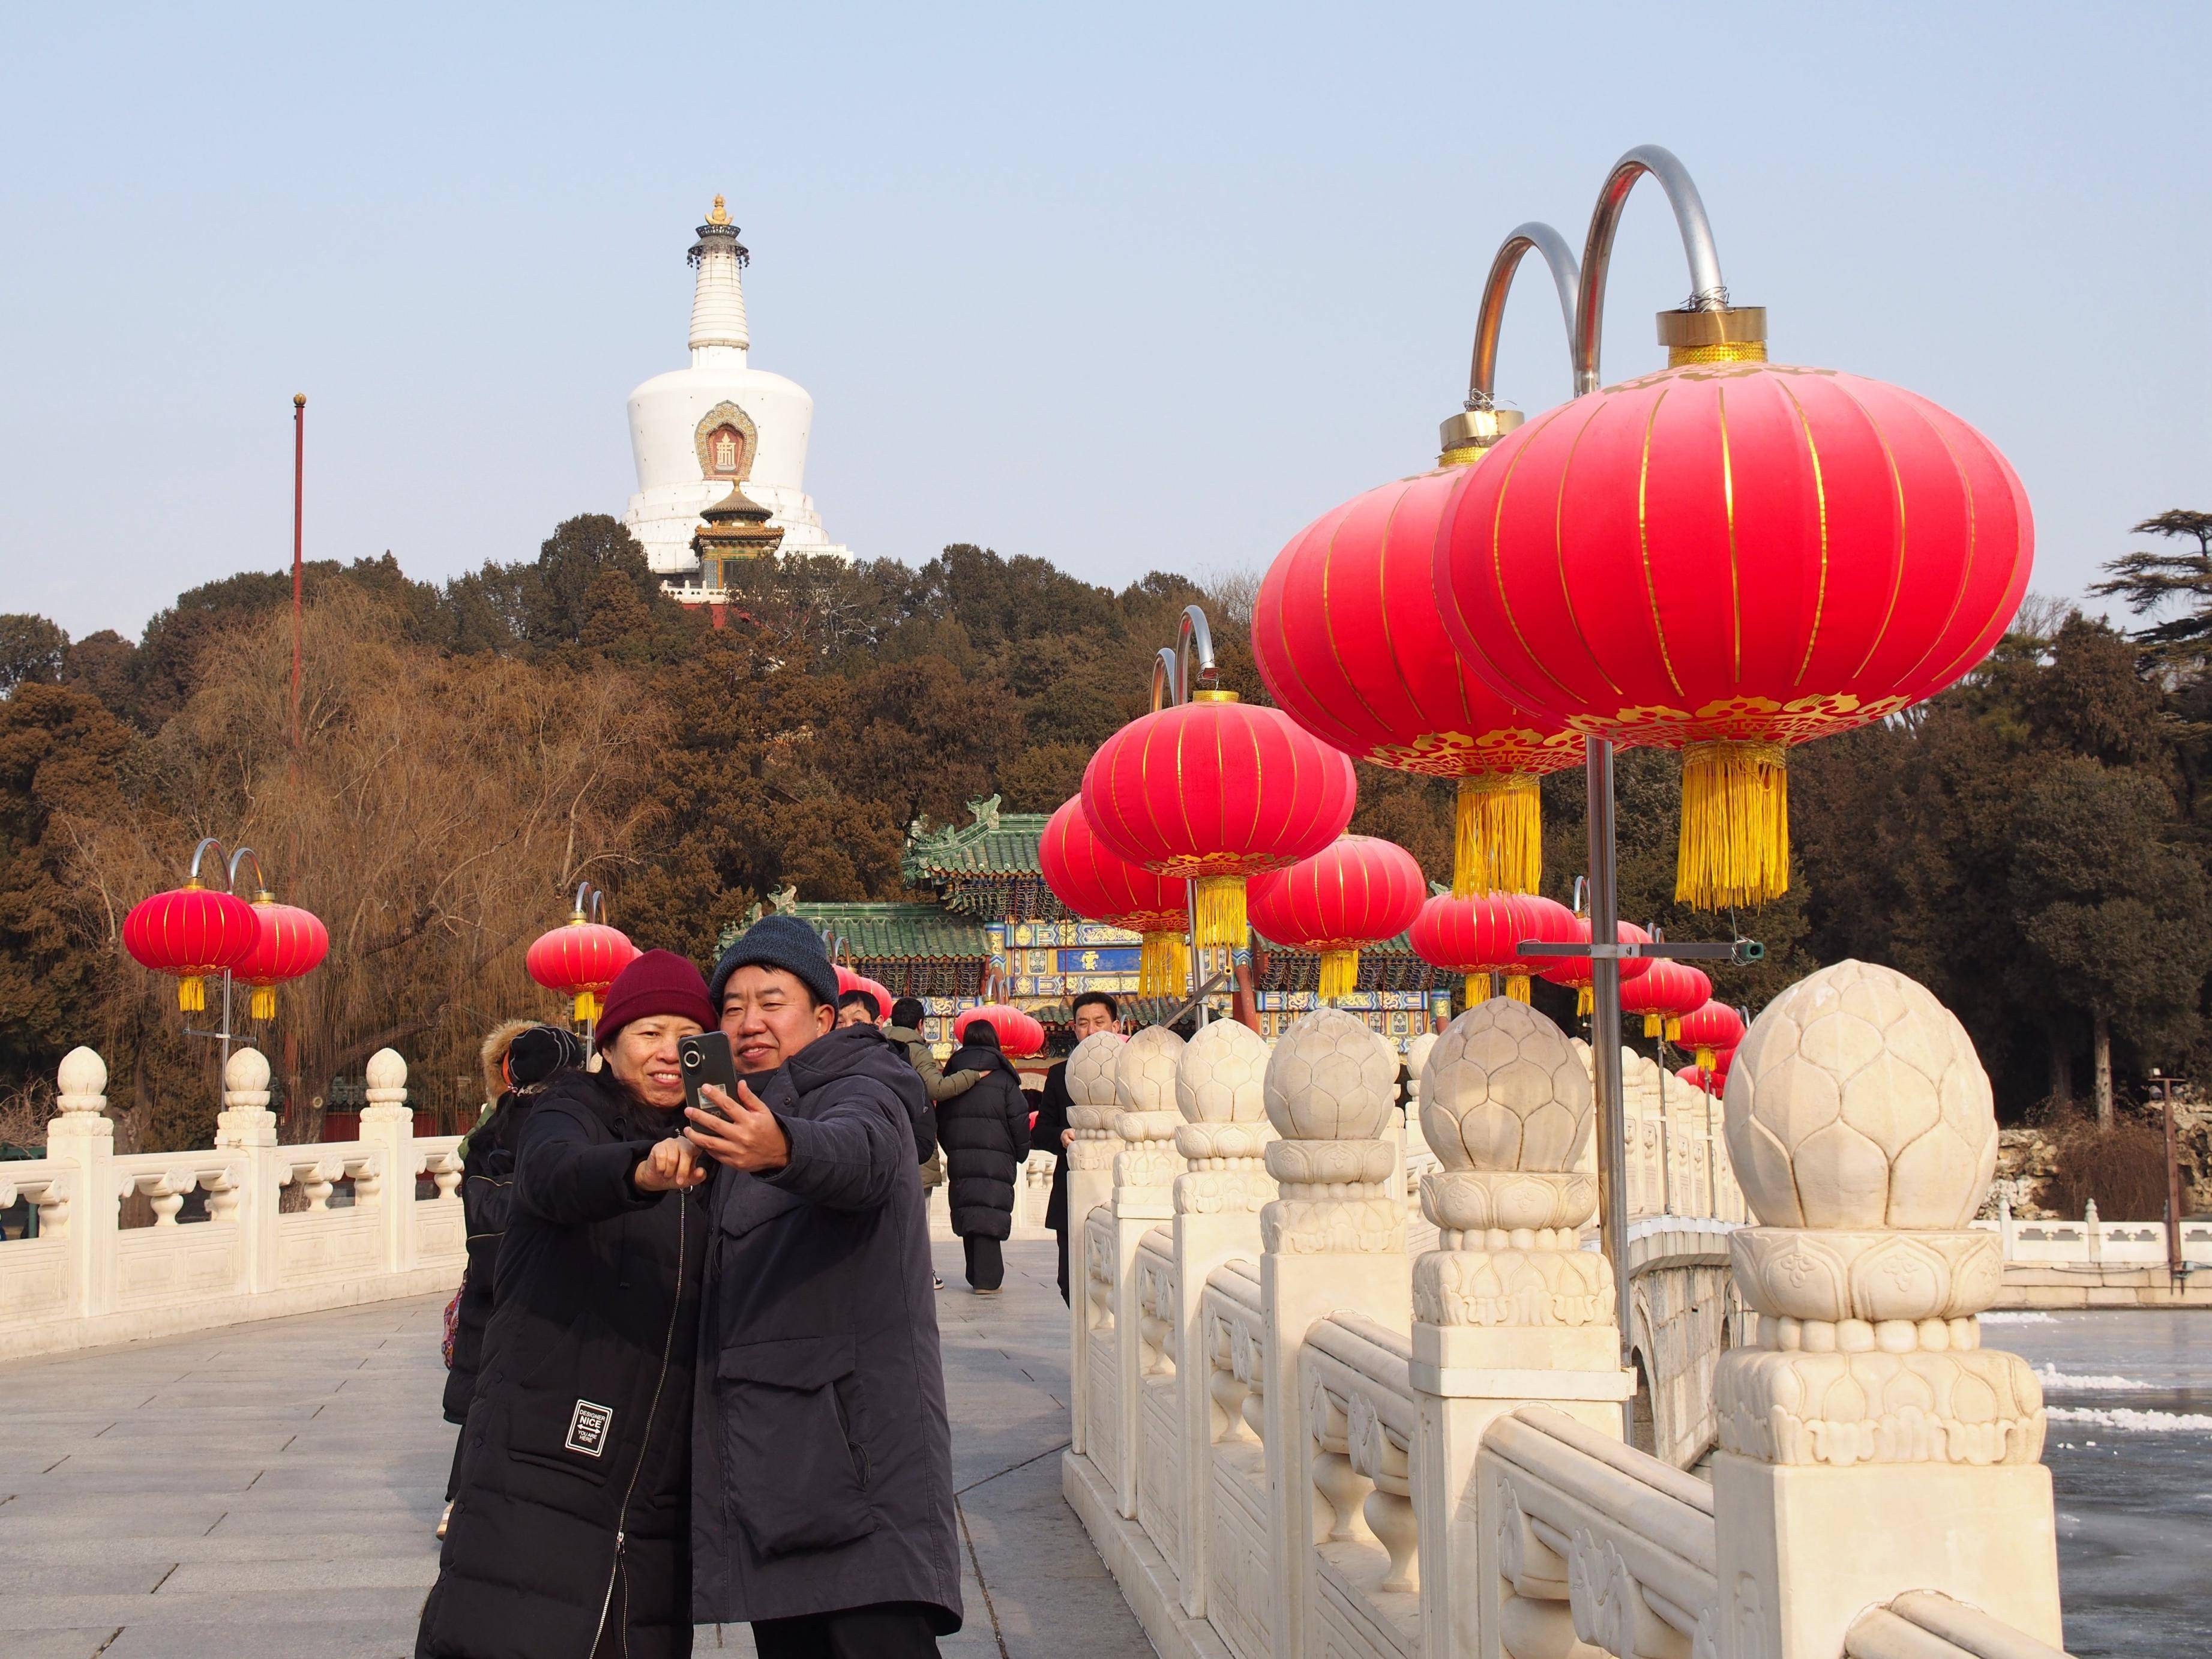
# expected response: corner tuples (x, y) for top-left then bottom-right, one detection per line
(1677, 740), (1790, 909)
(178, 975), (206, 1013)
(1311, 949), (1356, 1002)
(250, 986), (277, 1021)
(1138, 931), (1188, 998)
(1576, 985), (1593, 1017)
(1642, 1013), (1663, 1038)
(1665, 1015), (1683, 1042)
(1453, 773), (1542, 897)
(575, 990), (602, 1024)
(1695, 1045), (1718, 1072)
(1465, 971), (1492, 1005)
(1192, 876), (1248, 949)
(1505, 973), (1532, 1004)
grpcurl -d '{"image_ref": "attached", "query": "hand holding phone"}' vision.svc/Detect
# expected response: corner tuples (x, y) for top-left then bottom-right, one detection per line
(679, 1032), (738, 1119)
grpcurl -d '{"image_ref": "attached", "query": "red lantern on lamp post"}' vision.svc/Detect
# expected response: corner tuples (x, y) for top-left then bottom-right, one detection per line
(1539, 913), (1655, 1018)
(1676, 1000), (1747, 1074)
(1410, 890), (1576, 1007)
(1246, 836), (1426, 1004)
(235, 894), (331, 1022)
(526, 885), (638, 1032)
(1039, 796), (1192, 998)
(1622, 958), (1712, 1042)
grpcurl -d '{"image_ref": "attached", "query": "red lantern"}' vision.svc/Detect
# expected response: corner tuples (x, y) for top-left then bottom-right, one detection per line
(831, 966), (895, 1020)
(1539, 915), (1655, 1017)
(526, 914), (639, 1025)
(123, 883), (260, 1013)
(1081, 693), (1356, 947)
(1254, 468), (1582, 897)
(235, 897), (330, 1022)
(1676, 1061), (1724, 1095)
(955, 1002), (1044, 1058)
(1621, 958), (1712, 1042)
(1039, 797), (1191, 998)
(1410, 891), (1576, 1005)
(1676, 1000), (1747, 1073)
(1437, 361), (2031, 909)
(1247, 836), (1426, 1002)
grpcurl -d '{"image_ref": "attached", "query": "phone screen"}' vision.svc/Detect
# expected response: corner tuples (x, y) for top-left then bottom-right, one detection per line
(678, 1032), (739, 1119)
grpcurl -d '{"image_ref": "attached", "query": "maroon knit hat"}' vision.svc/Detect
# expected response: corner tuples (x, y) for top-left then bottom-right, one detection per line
(594, 950), (715, 1047)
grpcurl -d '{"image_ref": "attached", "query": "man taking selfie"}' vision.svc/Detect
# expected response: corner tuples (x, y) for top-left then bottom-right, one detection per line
(681, 915), (960, 1658)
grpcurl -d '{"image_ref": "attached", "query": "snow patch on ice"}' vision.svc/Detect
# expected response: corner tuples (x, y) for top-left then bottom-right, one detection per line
(2046, 1405), (2212, 1434)
(2034, 1364), (2154, 1393)
(1979, 1311), (2058, 1325)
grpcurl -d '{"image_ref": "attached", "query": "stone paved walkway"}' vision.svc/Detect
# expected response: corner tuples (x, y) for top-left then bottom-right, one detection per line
(0, 1238), (1150, 1659)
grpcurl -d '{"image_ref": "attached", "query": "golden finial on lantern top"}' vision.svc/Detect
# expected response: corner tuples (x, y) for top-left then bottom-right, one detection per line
(707, 194), (730, 225)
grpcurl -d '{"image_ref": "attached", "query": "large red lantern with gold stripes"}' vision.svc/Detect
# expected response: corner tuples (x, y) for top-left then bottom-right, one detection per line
(955, 1002), (1045, 1058)
(123, 883), (260, 1013)
(1246, 836), (1426, 1002)
(1410, 891), (1576, 1005)
(1038, 797), (1191, 998)
(1081, 693), (1356, 948)
(1676, 999), (1747, 1073)
(1538, 915), (1656, 1017)
(1254, 469), (1580, 898)
(235, 897), (330, 1021)
(1435, 361), (2032, 909)
(527, 913), (638, 1025)
(1621, 957), (1710, 1042)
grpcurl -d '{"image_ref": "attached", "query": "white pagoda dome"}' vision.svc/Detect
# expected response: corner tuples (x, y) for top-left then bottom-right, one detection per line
(622, 197), (849, 585)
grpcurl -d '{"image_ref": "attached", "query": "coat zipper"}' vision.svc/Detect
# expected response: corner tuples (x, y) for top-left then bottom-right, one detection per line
(588, 1188), (687, 1658)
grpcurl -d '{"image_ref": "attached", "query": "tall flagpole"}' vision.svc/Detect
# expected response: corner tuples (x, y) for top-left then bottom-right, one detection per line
(291, 394), (305, 751)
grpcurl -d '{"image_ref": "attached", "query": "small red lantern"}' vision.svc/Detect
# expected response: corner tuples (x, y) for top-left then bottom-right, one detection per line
(832, 966), (897, 1020)
(1254, 468), (1582, 897)
(1676, 1000), (1747, 1073)
(1039, 797), (1191, 998)
(123, 882), (261, 1013)
(526, 912), (639, 1025)
(1539, 915), (1655, 1017)
(1081, 693), (1357, 948)
(1409, 891), (1576, 1005)
(1676, 1061), (1721, 1095)
(1247, 836), (1426, 1002)
(955, 1002), (1044, 1058)
(235, 896), (331, 1021)
(1621, 958), (1712, 1042)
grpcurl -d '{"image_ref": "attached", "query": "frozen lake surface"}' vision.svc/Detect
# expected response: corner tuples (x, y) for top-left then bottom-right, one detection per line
(1991, 1308), (2210, 1657)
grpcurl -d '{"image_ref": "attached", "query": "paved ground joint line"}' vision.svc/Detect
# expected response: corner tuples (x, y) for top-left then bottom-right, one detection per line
(955, 1439), (1071, 1499)
(955, 1497), (1012, 1659)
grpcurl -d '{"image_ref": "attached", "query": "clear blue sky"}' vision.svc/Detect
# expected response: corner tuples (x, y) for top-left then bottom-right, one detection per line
(2, 1), (2204, 640)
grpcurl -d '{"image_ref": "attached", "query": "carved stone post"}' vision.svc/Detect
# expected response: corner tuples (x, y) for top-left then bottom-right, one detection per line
(1408, 1000), (1634, 1659)
(1713, 961), (2061, 1659)
(355, 1048), (417, 1275)
(1066, 1029), (1128, 1459)
(45, 1047), (115, 1319)
(1258, 1008), (1408, 1659)
(1171, 1019), (1275, 1617)
(1111, 1025), (1187, 1519)
(214, 1047), (283, 1293)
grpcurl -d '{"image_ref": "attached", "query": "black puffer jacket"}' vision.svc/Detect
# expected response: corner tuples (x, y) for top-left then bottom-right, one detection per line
(418, 1070), (709, 1659)
(934, 1041), (1032, 1240)
(442, 1094), (532, 1424)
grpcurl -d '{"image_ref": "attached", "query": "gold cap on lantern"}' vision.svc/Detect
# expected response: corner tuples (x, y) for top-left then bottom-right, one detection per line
(1657, 306), (1767, 366)
(1437, 405), (1525, 468)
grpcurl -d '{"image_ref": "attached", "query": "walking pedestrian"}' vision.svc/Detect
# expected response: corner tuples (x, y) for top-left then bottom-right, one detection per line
(682, 914), (962, 1655)
(933, 1017), (1032, 1295)
(417, 950), (714, 1659)
(438, 1020), (585, 1535)
(1029, 992), (1119, 1303)
(885, 997), (982, 1292)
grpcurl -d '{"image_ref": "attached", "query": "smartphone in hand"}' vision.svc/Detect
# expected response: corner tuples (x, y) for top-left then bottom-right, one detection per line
(678, 1032), (739, 1120)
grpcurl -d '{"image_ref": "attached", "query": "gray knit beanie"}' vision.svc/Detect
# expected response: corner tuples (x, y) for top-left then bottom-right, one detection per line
(708, 914), (840, 1010)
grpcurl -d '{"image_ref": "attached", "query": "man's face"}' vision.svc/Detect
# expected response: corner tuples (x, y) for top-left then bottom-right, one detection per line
(1071, 1002), (1116, 1041)
(721, 966), (836, 1074)
(836, 1002), (874, 1030)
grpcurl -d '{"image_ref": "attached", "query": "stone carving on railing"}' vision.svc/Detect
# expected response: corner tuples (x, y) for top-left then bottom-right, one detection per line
(1105, 1026), (1186, 1519)
(1065, 1028), (1128, 1462)
(1066, 1027), (1131, 1175)
(1115, 1025), (1188, 1205)
(1174, 1020), (1275, 1218)
(1261, 1009), (1404, 1256)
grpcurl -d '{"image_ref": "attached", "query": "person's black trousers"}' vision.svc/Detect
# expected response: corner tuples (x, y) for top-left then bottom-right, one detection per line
(1054, 1221), (1069, 1304)
(963, 1233), (1004, 1290)
(752, 1601), (942, 1658)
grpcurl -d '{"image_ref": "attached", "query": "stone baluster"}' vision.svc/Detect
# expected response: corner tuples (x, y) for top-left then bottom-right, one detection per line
(1169, 1019), (1275, 1618)
(2084, 1197), (2102, 1262)
(214, 1047), (283, 1292)
(1108, 1025), (1187, 1519)
(1412, 999), (1635, 1659)
(1258, 1008), (1407, 1659)
(44, 1047), (115, 1319)
(355, 1048), (417, 1274)
(1065, 1029), (1128, 1459)
(1713, 960), (2062, 1658)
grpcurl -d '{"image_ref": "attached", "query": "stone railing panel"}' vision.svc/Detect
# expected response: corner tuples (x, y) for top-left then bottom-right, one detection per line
(1065, 1028), (1129, 1461)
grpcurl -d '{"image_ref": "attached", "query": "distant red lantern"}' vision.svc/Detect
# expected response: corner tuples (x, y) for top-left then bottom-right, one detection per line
(1248, 836), (1426, 1002)
(1039, 796), (1191, 998)
(123, 883), (260, 1013)
(1409, 891), (1576, 1005)
(234, 897), (330, 1022)
(832, 965), (895, 1020)
(955, 1002), (1044, 1058)
(1676, 1000), (1747, 1073)
(1622, 958), (1711, 1042)
(1539, 915), (1655, 1017)
(1081, 693), (1356, 948)
(526, 914), (639, 1026)
(1676, 1061), (1724, 1095)
(1254, 467), (1582, 897)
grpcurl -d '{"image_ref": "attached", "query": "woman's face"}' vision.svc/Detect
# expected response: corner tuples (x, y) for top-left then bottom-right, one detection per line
(604, 1015), (703, 1110)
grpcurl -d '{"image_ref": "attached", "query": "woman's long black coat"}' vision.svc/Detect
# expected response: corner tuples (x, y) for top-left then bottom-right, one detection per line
(418, 1070), (708, 1659)
(933, 1045), (1032, 1239)
(442, 1095), (532, 1425)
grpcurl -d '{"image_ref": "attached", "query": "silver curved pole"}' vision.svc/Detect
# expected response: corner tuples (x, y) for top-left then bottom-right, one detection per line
(1573, 143), (1729, 395)
(226, 846), (267, 898)
(1467, 221), (1581, 409)
(187, 837), (226, 885)
(1149, 647), (1181, 712)
(1149, 605), (1221, 711)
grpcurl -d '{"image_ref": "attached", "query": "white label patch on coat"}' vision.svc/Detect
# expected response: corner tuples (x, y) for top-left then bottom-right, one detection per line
(565, 1399), (613, 1457)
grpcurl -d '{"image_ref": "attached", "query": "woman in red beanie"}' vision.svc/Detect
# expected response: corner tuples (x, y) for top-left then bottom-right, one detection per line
(419, 949), (716, 1659)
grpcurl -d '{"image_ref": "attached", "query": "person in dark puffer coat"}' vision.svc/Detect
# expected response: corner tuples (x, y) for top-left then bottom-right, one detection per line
(417, 951), (716, 1659)
(933, 1020), (1032, 1294)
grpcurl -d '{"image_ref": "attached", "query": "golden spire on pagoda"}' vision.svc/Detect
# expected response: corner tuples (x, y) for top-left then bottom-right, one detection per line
(707, 194), (730, 226)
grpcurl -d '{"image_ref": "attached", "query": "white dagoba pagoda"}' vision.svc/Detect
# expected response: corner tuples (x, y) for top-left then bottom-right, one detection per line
(622, 197), (849, 589)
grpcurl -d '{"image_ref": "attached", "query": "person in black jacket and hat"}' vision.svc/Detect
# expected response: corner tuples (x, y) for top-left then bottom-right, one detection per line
(934, 1019), (1033, 1296)
(418, 950), (714, 1659)
(681, 913), (961, 1658)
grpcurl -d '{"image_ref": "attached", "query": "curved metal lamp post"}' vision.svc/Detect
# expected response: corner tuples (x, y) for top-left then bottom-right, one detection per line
(1146, 605), (1223, 1022)
(181, 836), (272, 1076)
